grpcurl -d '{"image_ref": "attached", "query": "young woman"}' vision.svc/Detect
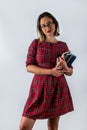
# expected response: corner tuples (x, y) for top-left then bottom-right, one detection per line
(19, 12), (74, 130)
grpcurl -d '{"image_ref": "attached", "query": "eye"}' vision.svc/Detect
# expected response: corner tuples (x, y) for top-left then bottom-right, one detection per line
(47, 21), (54, 26)
(40, 24), (46, 28)
(40, 21), (54, 29)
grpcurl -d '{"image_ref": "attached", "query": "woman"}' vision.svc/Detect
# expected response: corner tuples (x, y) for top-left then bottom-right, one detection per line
(19, 12), (74, 130)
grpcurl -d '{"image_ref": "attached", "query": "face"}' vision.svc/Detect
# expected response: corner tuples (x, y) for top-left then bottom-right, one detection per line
(40, 17), (56, 37)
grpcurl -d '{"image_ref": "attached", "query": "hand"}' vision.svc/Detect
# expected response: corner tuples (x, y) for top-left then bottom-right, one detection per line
(56, 57), (73, 76)
(51, 67), (64, 77)
(56, 57), (68, 70)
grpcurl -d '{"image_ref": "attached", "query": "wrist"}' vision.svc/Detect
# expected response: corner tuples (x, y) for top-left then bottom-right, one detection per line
(64, 67), (73, 76)
(49, 69), (53, 75)
(65, 67), (70, 72)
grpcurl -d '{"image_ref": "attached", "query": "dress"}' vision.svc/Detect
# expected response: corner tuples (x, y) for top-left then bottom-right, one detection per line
(22, 39), (74, 119)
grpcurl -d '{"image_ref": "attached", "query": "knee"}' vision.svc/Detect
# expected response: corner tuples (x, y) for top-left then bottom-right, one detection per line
(47, 121), (58, 130)
(19, 116), (35, 130)
(48, 125), (58, 130)
(19, 124), (25, 130)
(19, 122), (27, 130)
(47, 116), (60, 130)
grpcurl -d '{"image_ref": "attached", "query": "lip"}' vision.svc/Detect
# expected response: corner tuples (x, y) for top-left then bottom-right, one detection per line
(46, 30), (52, 33)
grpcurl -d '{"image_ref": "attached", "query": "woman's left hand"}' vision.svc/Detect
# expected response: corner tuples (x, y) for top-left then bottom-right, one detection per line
(56, 57), (68, 70)
(56, 57), (73, 76)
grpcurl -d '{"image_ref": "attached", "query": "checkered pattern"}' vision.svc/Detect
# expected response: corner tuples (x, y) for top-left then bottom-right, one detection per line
(22, 39), (74, 119)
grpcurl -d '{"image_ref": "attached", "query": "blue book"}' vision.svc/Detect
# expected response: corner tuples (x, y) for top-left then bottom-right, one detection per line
(63, 51), (76, 67)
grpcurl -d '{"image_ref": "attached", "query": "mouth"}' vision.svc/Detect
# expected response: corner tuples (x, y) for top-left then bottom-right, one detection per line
(46, 30), (52, 33)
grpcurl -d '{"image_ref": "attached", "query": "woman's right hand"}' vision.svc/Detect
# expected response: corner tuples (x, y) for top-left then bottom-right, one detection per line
(51, 67), (64, 77)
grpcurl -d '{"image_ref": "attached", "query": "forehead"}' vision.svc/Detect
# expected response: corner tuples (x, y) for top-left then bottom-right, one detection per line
(40, 16), (53, 24)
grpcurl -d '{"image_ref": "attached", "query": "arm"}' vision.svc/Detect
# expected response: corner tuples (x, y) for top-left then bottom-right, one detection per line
(26, 39), (64, 77)
(58, 42), (73, 76)
(56, 57), (73, 76)
(26, 65), (64, 77)
(64, 67), (73, 76)
(26, 40), (52, 75)
(26, 65), (51, 75)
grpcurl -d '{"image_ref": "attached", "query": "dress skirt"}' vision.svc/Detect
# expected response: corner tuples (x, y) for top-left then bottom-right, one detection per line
(22, 39), (74, 119)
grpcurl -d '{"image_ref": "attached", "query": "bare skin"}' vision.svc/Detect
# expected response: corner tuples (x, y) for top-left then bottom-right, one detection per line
(47, 116), (60, 130)
(26, 65), (65, 77)
(19, 117), (36, 130)
(19, 116), (60, 130)
(56, 56), (73, 76)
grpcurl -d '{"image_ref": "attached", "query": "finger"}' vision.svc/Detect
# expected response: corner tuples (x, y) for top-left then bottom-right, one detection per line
(56, 58), (59, 62)
(61, 57), (64, 60)
(57, 66), (62, 70)
(58, 57), (61, 61)
(61, 54), (64, 58)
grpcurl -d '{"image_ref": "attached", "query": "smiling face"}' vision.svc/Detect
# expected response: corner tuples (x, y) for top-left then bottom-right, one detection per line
(40, 17), (56, 38)
(37, 12), (60, 42)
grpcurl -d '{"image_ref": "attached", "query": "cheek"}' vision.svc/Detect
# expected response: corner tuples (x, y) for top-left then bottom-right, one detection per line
(53, 26), (56, 32)
(41, 29), (46, 34)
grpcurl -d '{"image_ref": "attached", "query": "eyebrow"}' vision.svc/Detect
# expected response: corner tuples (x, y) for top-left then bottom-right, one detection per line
(40, 21), (53, 25)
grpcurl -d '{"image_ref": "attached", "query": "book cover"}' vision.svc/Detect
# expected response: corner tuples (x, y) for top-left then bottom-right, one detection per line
(63, 51), (76, 67)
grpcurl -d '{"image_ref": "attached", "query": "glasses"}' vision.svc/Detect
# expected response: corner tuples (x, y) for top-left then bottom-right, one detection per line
(40, 21), (54, 29)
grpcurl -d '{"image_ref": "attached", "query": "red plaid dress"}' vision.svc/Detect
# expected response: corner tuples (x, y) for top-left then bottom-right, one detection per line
(22, 39), (74, 119)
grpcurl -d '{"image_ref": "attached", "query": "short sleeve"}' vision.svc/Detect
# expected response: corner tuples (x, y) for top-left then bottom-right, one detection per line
(26, 39), (38, 66)
(64, 42), (69, 52)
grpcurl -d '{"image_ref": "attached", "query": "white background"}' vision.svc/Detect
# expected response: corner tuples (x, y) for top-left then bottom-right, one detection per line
(0, 0), (87, 130)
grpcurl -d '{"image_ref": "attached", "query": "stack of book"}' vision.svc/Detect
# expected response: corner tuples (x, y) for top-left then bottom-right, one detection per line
(63, 51), (76, 67)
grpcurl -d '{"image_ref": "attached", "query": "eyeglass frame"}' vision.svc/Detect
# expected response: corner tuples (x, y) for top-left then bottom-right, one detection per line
(40, 21), (55, 29)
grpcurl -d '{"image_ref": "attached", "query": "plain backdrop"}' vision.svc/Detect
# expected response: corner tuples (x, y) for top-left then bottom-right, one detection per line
(0, 0), (87, 130)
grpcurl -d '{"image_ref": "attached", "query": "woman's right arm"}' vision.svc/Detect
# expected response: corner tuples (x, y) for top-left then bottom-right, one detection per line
(26, 65), (64, 77)
(26, 39), (64, 77)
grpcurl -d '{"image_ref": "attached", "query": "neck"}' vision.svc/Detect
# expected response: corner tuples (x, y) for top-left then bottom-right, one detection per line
(46, 37), (58, 43)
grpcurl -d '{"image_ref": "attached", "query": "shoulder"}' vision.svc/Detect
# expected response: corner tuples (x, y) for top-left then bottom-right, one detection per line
(58, 40), (67, 45)
(30, 39), (39, 46)
(58, 41), (69, 51)
(28, 39), (40, 49)
(58, 40), (68, 47)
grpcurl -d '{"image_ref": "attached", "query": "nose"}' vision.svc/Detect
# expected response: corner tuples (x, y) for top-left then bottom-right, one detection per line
(45, 25), (51, 30)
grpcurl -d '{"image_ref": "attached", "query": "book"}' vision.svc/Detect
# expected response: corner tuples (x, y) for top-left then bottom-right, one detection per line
(63, 51), (76, 67)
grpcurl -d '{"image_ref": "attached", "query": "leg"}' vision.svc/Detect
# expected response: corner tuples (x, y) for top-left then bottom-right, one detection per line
(47, 116), (60, 130)
(19, 116), (36, 130)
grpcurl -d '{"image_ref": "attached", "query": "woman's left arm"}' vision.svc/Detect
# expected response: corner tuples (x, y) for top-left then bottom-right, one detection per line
(60, 42), (73, 76)
(64, 67), (73, 76)
(56, 57), (73, 76)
